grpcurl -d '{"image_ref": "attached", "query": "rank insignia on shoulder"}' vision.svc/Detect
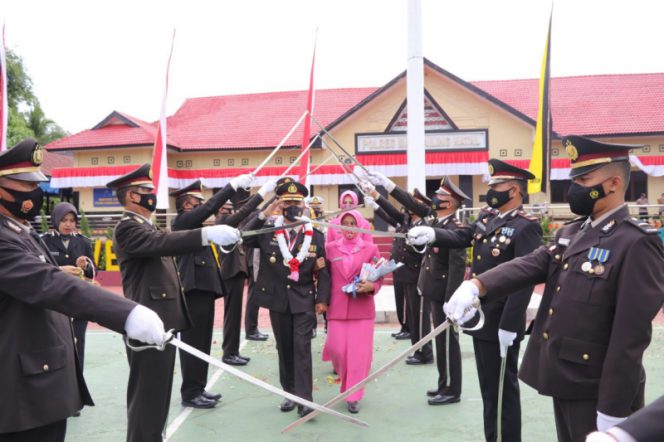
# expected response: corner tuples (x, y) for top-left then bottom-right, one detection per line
(626, 217), (660, 234)
(517, 210), (538, 221)
(5, 219), (22, 233)
(601, 219), (616, 233)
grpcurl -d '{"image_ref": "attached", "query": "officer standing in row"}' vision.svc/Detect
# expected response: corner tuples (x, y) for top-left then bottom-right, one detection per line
(409, 159), (542, 442)
(169, 175), (254, 408)
(0, 140), (165, 441)
(444, 137), (664, 441)
(242, 178), (330, 417)
(216, 180), (277, 364)
(108, 164), (241, 442)
(418, 178), (471, 406)
(42, 202), (96, 378)
(362, 173), (434, 364)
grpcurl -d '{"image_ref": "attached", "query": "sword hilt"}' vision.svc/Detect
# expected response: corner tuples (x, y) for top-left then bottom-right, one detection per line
(454, 298), (485, 332)
(124, 329), (175, 352)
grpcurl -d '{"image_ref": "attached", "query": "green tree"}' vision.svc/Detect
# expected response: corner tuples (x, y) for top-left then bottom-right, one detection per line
(5, 49), (67, 146)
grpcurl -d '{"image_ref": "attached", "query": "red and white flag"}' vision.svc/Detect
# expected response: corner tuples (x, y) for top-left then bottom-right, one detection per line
(151, 30), (175, 209)
(298, 33), (317, 188)
(0, 24), (8, 152)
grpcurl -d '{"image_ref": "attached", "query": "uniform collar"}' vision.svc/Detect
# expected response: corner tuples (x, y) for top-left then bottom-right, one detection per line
(586, 203), (627, 229)
(125, 210), (153, 225)
(498, 208), (518, 219)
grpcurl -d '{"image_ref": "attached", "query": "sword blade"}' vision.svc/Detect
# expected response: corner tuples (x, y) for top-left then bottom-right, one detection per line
(296, 217), (408, 239)
(168, 337), (368, 428)
(496, 355), (507, 442)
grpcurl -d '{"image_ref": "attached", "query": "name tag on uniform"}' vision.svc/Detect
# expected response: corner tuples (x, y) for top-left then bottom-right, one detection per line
(558, 238), (570, 246)
(51, 251), (60, 256)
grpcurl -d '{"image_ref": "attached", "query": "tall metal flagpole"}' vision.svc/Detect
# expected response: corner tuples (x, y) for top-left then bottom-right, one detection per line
(407, 0), (426, 192)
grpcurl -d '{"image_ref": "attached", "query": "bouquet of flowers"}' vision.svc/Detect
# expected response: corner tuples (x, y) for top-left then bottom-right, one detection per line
(342, 257), (403, 298)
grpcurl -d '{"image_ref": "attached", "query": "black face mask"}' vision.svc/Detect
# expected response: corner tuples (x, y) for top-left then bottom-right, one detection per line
(567, 181), (608, 216)
(0, 186), (44, 220)
(132, 191), (158, 212)
(282, 205), (303, 222)
(486, 188), (513, 209)
(431, 196), (451, 211)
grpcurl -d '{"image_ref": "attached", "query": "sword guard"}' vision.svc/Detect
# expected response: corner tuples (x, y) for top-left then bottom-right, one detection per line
(124, 329), (175, 352)
(456, 298), (485, 332)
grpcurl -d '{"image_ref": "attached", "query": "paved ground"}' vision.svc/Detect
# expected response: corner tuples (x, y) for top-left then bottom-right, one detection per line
(67, 322), (664, 441)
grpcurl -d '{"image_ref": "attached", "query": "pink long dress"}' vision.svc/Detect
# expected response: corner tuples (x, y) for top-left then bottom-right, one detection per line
(322, 218), (382, 403)
(325, 190), (374, 247)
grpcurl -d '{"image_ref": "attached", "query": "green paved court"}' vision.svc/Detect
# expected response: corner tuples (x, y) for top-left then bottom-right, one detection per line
(66, 326), (664, 441)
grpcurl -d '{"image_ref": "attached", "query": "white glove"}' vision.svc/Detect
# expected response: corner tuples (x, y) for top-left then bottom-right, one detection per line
(407, 226), (435, 246)
(369, 171), (396, 192)
(358, 180), (376, 195)
(258, 179), (277, 198)
(230, 173), (255, 190)
(596, 411), (627, 432)
(124, 305), (166, 345)
(364, 195), (379, 210)
(585, 430), (635, 442)
(444, 281), (480, 325)
(498, 329), (517, 358)
(202, 225), (241, 246)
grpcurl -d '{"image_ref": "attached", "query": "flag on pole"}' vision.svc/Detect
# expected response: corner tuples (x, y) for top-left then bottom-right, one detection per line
(298, 32), (317, 188)
(0, 24), (8, 152)
(528, 10), (552, 194)
(151, 30), (176, 209)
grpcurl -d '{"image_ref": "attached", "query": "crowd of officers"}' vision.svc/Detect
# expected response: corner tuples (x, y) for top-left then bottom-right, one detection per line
(1, 134), (663, 442)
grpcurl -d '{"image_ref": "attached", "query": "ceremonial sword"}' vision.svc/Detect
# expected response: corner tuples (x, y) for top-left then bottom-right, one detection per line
(125, 332), (368, 428)
(281, 301), (485, 433)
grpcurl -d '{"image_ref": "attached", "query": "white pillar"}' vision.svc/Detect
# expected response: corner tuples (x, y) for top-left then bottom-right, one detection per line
(406, 0), (426, 192)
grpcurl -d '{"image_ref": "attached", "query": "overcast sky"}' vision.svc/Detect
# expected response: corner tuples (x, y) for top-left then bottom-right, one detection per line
(4, 0), (663, 134)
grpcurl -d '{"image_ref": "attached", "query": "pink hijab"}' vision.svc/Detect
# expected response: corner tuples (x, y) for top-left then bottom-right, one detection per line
(326, 191), (374, 245)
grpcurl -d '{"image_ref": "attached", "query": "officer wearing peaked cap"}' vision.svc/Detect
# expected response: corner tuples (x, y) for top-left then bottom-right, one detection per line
(416, 177), (472, 406)
(408, 160), (543, 442)
(241, 178), (329, 417)
(446, 136), (664, 442)
(109, 164), (242, 441)
(0, 140), (165, 441)
(169, 173), (257, 408)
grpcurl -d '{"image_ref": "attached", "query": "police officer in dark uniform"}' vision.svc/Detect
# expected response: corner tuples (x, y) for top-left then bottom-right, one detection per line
(408, 160), (543, 442)
(361, 177), (433, 363)
(0, 139), (165, 441)
(42, 202), (96, 376)
(215, 180), (277, 364)
(109, 164), (241, 442)
(169, 175), (255, 408)
(446, 137), (664, 442)
(241, 178), (330, 417)
(416, 178), (471, 406)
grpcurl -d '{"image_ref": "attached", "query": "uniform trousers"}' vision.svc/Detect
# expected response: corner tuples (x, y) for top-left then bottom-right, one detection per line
(126, 344), (176, 442)
(244, 274), (260, 335)
(269, 309), (316, 401)
(404, 281), (432, 360)
(222, 274), (246, 356)
(179, 289), (216, 401)
(392, 274), (409, 333)
(472, 338), (521, 442)
(72, 318), (88, 371)
(0, 420), (66, 442)
(431, 299), (462, 396)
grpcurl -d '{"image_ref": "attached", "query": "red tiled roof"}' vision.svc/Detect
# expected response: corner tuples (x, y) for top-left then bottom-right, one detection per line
(472, 73), (664, 136)
(166, 88), (376, 150)
(45, 71), (664, 153)
(41, 150), (73, 176)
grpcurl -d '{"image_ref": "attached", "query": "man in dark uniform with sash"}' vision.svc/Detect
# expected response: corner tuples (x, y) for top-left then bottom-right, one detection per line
(408, 160), (543, 442)
(0, 140), (165, 441)
(242, 178), (329, 417)
(109, 164), (241, 442)
(169, 175), (255, 407)
(445, 137), (664, 441)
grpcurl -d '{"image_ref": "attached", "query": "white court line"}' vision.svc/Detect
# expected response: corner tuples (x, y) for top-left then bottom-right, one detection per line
(164, 339), (249, 441)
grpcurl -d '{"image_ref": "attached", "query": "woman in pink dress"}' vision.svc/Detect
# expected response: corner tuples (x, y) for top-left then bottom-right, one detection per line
(322, 210), (382, 414)
(325, 190), (373, 246)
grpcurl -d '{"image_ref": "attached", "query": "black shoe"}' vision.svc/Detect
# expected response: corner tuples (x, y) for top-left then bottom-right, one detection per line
(347, 401), (360, 414)
(202, 390), (222, 401)
(426, 389), (441, 397)
(428, 394), (460, 405)
(297, 405), (314, 417)
(222, 355), (249, 366)
(72, 410), (81, 417)
(182, 394), (217, 409)
(238, 354), (251, 362)
(405, 355), (433, 365)
(394, 331), (411, 340)
(391, 329), (408, 337)
(280, 399), (296, 412)
(246, 331), (268, 341)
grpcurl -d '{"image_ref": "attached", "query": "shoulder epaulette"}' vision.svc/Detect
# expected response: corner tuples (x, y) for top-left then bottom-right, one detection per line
(121, 214), (144, 224)
(564, 216), (587, 225)
(479, 206), (496, 215)
(625, 217), (660, 234)
(516, 210), (538, 222)
(4, 218), (23, 233)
